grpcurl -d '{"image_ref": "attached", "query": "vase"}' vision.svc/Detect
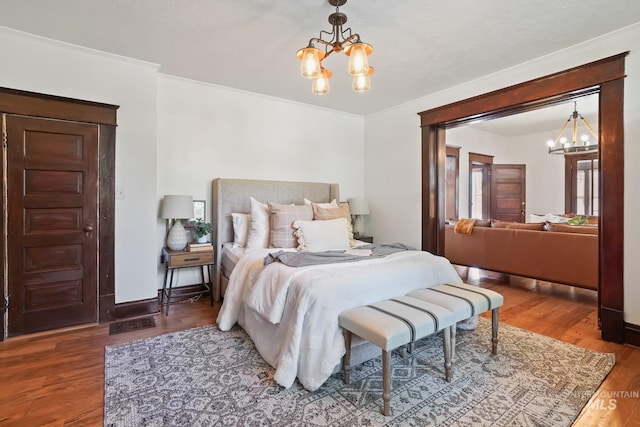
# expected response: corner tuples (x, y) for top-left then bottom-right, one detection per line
(167, 220), (188, 250)
(197, 234), (209, 244)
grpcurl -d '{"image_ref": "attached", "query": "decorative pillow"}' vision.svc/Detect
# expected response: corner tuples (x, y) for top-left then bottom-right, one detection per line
(293, 218), (351, 252)
(448, 218), (490, 227)
(312, 203), (354, 242)
(492, 220), (545, 230)
(246, 197), (270, 249)
(304, 198), (339, 209)
(528, 213), (548, 223)
(547, 223), (598, 235)
(528, 213), (569, 224)
(268, 202), (313, 248)
(231, 213), (251, 248)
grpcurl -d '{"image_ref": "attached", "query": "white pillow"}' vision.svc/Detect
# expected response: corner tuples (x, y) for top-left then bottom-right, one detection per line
(528, 213), (547, 223)
(304, 198), (339, 209)
(293, 218), (350, 252)
(246, 197), (270, 249)
(231, 213), (251, 248)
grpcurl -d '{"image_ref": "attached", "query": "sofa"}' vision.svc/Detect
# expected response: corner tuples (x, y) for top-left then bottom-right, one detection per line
(444, 222), (598, 290)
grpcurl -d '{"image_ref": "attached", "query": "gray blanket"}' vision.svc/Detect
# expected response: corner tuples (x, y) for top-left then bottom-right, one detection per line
(263, 243), (416, 267)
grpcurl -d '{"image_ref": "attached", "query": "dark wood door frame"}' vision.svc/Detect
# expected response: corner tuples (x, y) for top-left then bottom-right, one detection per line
(0, 87), (119, 340)
(419, 52), (627, 343)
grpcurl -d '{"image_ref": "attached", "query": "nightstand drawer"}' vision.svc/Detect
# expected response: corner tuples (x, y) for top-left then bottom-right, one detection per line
(167, 250), (214, 268)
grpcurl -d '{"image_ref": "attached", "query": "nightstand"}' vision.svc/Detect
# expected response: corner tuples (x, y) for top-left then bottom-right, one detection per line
(160, 247), (215, 315)
(357, 235), (374, 243)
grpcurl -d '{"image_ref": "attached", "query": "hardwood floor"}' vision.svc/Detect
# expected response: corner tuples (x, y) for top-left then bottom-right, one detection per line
(1, 271), (639, 426)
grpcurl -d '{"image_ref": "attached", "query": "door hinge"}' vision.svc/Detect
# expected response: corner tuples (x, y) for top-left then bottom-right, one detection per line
(1, 130), (6, 149)
(1, 297), (7, 314)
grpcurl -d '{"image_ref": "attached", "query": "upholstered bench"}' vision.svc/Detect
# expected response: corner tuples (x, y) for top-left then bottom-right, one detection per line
(338, 296), (456, 416)
(407, 283), (504, 355)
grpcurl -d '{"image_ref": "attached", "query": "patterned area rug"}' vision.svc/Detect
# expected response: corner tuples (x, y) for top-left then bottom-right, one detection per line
(104, 318), (614, 426)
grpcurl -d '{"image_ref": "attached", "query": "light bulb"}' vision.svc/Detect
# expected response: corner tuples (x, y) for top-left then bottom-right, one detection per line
(546, 139), (555, 148)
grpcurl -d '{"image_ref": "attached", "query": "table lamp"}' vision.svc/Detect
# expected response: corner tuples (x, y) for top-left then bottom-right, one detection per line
(348, 197), (370, 238)
(160, 195), (194, 250)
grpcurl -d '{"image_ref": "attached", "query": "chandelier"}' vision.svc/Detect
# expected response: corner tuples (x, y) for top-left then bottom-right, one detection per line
(296, 0), (374, 95)
(546, 101), (598, 155)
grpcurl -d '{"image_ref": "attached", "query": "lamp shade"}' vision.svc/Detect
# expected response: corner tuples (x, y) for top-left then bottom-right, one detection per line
(160, 195), (194, 219)
(345, 42), (372, 76)
(312, 68), (332, 95)
(348, 197), (370, 215)
(297, 47), (325, 79)
(353, 66), (374, 93)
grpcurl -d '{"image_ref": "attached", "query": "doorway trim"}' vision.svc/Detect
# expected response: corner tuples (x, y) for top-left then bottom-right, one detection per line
(0, 87), (119, 340)
(418, 52), (627, 343)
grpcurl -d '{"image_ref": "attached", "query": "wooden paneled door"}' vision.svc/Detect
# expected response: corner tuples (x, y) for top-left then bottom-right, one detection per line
(490, 164), (526, 222)
(5, 115), (99, 336)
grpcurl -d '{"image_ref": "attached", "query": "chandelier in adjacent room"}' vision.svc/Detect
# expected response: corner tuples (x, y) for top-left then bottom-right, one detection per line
(546, 101), (598, 155)
(296, 0), (374, 95)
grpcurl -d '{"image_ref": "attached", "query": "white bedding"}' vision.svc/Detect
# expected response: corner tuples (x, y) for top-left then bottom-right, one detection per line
(216, 248), (462, 391)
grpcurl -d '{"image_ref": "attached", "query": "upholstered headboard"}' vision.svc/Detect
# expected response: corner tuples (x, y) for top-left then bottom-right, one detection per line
(212, 178), (340, 301)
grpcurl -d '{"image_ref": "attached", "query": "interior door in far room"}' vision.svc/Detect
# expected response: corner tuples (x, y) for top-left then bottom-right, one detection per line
(490, 164), (526, 222)
(5, 115), (99, 337)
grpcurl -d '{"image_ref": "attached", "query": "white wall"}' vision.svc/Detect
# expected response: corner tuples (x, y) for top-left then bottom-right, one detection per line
(156, 75), (365, 287)
(445, 127), (510, 219)
(446, 126), (566, 219)
(0, 27), (159, 304)
(506, 131), (566, 217)
(365, 23), (640, 324)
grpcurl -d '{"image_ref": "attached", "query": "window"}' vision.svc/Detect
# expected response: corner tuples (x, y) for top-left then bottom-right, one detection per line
(565, 153), (598, 216)
(468, 153), (493, 219)
(445, 146), (460, 219)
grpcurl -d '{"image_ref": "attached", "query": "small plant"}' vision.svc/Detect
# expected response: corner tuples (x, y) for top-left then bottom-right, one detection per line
(190, 218), (212, 238)
(567, 215), (588, 225)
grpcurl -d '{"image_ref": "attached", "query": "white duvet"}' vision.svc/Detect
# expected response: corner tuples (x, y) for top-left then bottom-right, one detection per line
(216, 248), (462, 391)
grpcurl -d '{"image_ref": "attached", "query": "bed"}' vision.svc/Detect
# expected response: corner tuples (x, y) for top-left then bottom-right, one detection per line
(212, 178), (463, 391)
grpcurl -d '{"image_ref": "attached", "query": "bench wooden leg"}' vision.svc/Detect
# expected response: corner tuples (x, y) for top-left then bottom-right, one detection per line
(342, 329), (352, 384)
(382, 349), (391, 416)
(443, 326), (453, 382)
(451, 324), (457, 361)
(491, 308), (499, 355)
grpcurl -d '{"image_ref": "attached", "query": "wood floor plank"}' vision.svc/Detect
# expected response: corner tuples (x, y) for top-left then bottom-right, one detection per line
(0, 271), (638, 426)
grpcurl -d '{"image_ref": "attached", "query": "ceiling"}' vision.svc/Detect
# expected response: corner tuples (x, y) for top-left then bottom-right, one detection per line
(1, 0), (638, 119)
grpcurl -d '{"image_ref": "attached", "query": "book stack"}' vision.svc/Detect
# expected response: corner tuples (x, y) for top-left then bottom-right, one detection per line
(187, 242), (213, 252)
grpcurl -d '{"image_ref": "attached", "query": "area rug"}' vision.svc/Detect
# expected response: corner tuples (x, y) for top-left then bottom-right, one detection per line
(104, 318), (614, 426)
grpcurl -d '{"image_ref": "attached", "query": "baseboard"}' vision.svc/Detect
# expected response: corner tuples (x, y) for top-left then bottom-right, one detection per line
(600, 306), (625, 343)
(624, 322), (640, 348)
(111, 284), (211, 321)
(113, 298), (159, 320)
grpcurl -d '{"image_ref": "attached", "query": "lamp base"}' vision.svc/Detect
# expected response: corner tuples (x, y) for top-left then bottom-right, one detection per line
(352, 215), (365, 239)
(167, 220), (188, 250)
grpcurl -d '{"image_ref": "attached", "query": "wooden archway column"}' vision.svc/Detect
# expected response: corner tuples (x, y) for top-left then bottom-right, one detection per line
(419, 53), (627, 343)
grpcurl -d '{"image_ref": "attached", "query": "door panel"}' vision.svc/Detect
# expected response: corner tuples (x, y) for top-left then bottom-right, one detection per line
(490, 164), (526, 222)
(6, 115), (98, 336)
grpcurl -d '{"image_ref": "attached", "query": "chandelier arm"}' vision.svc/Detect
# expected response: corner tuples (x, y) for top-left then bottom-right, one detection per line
(318, 28), (338, 44)
(580, 116), (598, 139)
(552, 118), (572, 145)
